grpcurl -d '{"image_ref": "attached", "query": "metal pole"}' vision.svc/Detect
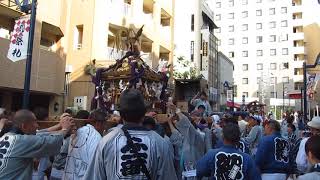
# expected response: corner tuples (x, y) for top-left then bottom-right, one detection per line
(232, 86), (234, 112)
(301, 88), (303, 114)
(303, 62), (308, 122)
(282, 82), (285, 112)
(22, 0), (37, 109)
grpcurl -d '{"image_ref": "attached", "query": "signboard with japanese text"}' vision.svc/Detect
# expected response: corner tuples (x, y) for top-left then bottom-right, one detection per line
(7, 16), (31, 62)
(202, 42), (208, 56)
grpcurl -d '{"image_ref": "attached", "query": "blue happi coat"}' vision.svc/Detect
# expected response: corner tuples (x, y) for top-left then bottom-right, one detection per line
(255, 132), (291, 174)
(196, 145), (261, 180)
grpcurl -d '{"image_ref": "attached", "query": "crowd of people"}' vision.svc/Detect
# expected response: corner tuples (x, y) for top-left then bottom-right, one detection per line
(0, 89), (320, 180)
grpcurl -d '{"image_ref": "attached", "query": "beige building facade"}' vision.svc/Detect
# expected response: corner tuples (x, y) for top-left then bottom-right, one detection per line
(0, 0), (67, 115)
(0, 0), (174, 114)
(64, 0), (174, 110)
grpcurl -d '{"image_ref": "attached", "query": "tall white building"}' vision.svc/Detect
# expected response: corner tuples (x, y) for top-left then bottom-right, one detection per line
(174, 0), (220, 108)
(218, 51), (234, 109)
(209, 0), (320, 110)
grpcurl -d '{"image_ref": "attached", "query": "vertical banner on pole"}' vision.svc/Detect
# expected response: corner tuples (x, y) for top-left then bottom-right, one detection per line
(7, 16), (31, 62)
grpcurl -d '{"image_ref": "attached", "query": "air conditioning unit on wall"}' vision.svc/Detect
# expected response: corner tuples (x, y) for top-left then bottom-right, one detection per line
(74, 96), (87, 110)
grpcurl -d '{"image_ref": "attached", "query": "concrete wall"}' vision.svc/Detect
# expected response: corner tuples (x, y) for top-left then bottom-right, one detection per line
(218, 52), (234, 107)
(64, 0), (174, 109)
(0, 35), (65, 94)
(0, 2), (67, 115)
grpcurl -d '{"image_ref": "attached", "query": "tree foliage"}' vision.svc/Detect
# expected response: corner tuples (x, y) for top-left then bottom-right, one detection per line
(173, 56), (199, 79)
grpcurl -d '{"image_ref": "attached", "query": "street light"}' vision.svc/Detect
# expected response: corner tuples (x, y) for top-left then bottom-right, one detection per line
(303, 52), (320, 121)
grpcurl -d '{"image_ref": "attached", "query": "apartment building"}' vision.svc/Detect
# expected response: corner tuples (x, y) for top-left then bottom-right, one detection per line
(0, 0), (67, 115)
(0, 0), (174, 113)
(218, 51), (234, 110)
(64, 0), (174, 110)
(210, 0), (320, 110)
(174, 0), (219, 109)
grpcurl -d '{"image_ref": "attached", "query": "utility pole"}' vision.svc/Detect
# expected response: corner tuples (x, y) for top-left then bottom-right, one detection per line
(22, 0), (37, 109)
(303, 53), (320, 121)
(301, 88), (303, 114)
(282, 82), (285, 112)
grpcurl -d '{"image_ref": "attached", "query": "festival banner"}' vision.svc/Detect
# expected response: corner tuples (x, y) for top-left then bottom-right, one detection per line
(7, 15), (31, 62)
(307, 73), (320, 98)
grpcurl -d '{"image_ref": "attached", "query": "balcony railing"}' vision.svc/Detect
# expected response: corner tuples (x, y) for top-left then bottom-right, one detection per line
(292, 5), (303, 13)
(0, 0), (19, 10)
(293, 46), (305, 55)
(292, 32), (304, 41)
(292, 19), (303, 27)
(293, 75), (303, 82)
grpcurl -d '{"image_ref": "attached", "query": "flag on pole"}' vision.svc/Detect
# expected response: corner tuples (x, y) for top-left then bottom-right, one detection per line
(7, 16), (31, 62)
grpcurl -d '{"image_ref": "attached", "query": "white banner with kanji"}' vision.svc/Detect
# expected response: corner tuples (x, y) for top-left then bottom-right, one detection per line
(7, 15), (31, 62)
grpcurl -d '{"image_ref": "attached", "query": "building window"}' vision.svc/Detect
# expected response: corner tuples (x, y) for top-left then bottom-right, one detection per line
(281, 62), (289, 69)
(270, 63), (277, 70)
(229, 0), (234, 7)
(229, 25), (234, 32)
(74, 25), (84, 50)
(215, 14), (221, 21)
(256, 10), (262, 16)
(282, 77), (289, 83)
(243, 64), (248, 71)
(229, 51), (235, 58)
(191, 14), (194, 31)
(269, 8), (275, 15)
(216, 28), (221, 33)
(216, 2), (221, 8)
(281, 34), (288, 41)
(228, 38), (234, 45)
(269, 21), (276, 28)
(242, 51), (248, 57)
(256, 23), (262, 30)
(281, 7), (287, 14)
(257, 0), (262, 3)
(256, 36), (263, 43)
(281, 20), (288, 27)
(257, 77), (261, 84)
(242, 78), (249, 84)
(228, 13), (235, 19)
(257, 50), (263, 56)
(270, 92), (277, 98)
(243, 92), (249, 97)
(242, 11), (248, 18)
(257, 63), (263, 70)
(242, 37), (248, 44)
(270, 49), (276, 56)
(242, 0), (248, 5)
(270, 77), (277, 84)
(269, 35), (276, 42)
(282, 48), (288, 55)
(242, 24), (248, 31)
